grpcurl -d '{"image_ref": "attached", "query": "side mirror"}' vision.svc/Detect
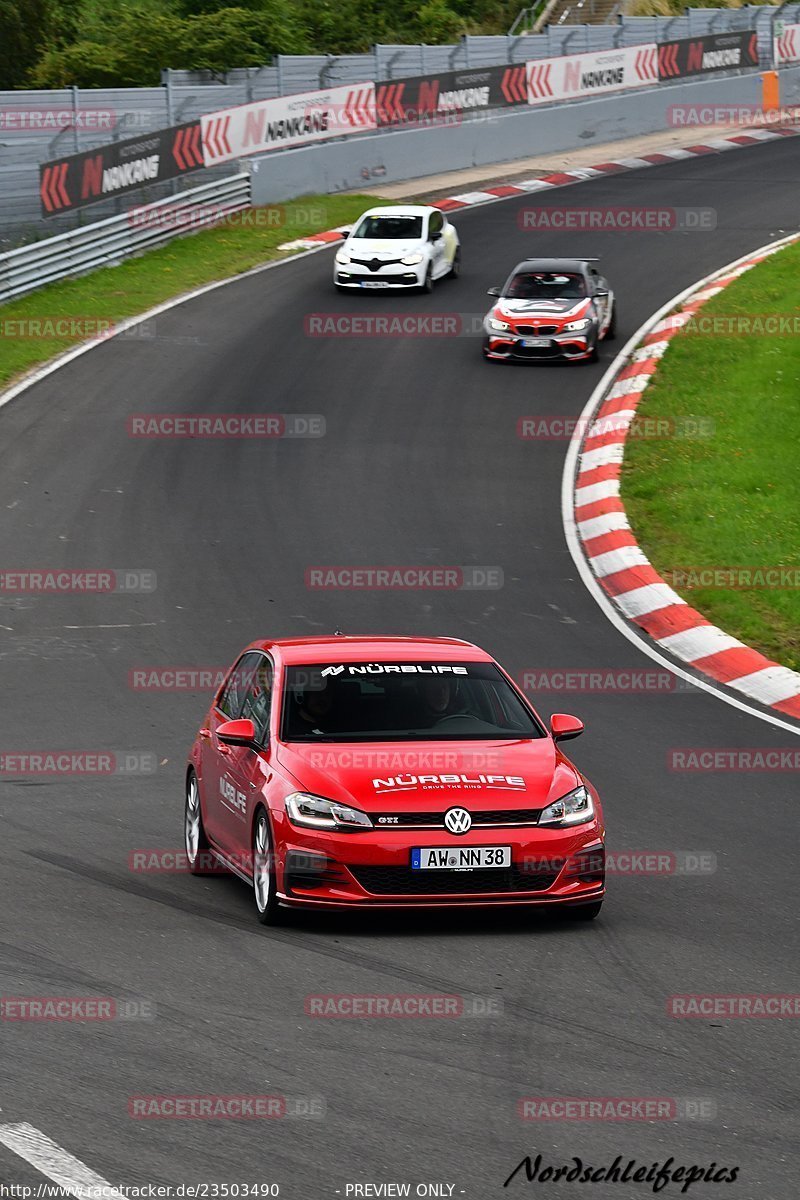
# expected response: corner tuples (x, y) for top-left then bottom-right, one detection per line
(594, 287), (609, 297)
(339, 229), (350, 239)
(487, 286), (502, 297)
(429, 230), (442, 242)
(217, 718), (256, 746)
(550, 713), (584, 743)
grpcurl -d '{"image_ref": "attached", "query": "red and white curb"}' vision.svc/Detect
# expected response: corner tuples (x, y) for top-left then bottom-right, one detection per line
(277, 126), (800, 250)
(569, 232), (800, 723)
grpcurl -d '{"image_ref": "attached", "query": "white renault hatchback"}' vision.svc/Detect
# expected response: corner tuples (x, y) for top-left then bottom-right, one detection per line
(333, 205), (461, 293)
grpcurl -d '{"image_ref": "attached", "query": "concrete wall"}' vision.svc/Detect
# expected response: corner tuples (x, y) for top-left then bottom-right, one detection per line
(249, 70), (798, 204)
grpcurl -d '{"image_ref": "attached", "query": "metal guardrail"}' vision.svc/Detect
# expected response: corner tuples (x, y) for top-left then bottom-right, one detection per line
(0, 173), (249, 304)
(2, 4), (796, 245)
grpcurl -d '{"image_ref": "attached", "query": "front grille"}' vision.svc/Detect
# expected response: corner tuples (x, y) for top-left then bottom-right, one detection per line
(372, 808), (542, 828)
(350, 256), (402, 271)
(516, 324), (559, 335)
(350, 864), (560, 896)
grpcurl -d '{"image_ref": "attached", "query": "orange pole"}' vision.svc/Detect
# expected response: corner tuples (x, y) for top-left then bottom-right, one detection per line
(762, 70), (780, 112)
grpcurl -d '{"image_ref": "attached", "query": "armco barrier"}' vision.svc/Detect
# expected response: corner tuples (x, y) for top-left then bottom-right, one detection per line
(247, 71), (770, 202)
(0, 174), (249, 303)
(5, 65), (800, 306)
(35, 36), (768, 221)
(2, 4), (797, 243)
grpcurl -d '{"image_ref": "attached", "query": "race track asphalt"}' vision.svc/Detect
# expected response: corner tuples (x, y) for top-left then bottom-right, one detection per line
(0, 136), (798, 1198)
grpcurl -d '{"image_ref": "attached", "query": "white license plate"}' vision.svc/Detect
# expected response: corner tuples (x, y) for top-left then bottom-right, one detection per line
(521, 337), (551, 348)
(360, 280), (390, 288)
(411, 846), (511, 870)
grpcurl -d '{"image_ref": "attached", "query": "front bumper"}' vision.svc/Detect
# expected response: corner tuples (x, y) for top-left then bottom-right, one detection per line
(273, 813), (605, 909)
(335, 265), (424, 289)
(484, 326), (597, 361)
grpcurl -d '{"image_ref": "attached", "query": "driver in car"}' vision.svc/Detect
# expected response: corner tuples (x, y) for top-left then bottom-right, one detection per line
(296, 683), (334, 734)
(418, 676), (466, 726)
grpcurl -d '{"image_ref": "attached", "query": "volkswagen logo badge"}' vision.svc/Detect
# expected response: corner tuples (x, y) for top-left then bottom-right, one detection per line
(444, 807), (472, 835)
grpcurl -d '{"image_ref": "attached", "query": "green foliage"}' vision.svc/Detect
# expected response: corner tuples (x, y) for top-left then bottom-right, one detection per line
(416, 0), (464, 43)
(0, 0), (52, 87)
(27, 2), (308, 85)
(11, 0), (768, 87)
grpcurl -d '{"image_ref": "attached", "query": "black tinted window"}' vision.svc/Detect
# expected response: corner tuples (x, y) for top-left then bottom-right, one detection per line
(506, 272), (586, 300)
(240, 657), (274, 744)
(218, 652), (261, 719)
(281, 663), (544, 742)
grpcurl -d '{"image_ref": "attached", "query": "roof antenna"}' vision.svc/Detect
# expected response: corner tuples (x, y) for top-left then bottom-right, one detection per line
(333, 627), (346, 637)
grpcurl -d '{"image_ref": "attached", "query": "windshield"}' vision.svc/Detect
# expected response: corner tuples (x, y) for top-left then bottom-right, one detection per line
(353, 215), (423, 240)
(505, 272), (586, 300)
(280, 662), (544, 742)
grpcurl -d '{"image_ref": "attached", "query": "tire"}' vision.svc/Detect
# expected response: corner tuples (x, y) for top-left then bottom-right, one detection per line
(448, 247), (461, 279)
(253, 808), (282, 925)
(334, 283), (348, 294)
(587, 339), (599, 364)
(421, 264), (434, 294)
(184, 771), (210, 876)
(605, 304), (617, 341)
(564, 900), (603, 921)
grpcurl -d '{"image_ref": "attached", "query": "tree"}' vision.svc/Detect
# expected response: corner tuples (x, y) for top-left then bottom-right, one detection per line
(0, 0), (51, 88)
(415, 0), (463, 42)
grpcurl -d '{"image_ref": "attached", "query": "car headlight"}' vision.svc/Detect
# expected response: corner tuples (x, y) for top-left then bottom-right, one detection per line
(335, 251), (351, 265)
(489, 317), (511, 331)
(539, 785), (594, 827)
(285, 792), (373, 831)
(400, 252), (424, 266)
(564, 318), (592, 332)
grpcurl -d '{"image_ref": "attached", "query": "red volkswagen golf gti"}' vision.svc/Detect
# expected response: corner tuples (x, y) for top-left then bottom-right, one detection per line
(185, 636), (605, 924)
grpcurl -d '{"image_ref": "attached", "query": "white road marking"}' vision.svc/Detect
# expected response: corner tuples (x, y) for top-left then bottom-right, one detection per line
(0, 1123), (125, 1198)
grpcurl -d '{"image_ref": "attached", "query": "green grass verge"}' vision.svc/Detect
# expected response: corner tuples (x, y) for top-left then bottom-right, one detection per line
(621, 238), (800, 671)
(0, 194), (390, 389)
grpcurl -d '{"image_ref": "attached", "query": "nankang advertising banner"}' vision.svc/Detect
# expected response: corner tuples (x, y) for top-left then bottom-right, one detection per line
(39, 120), (204, 216)
(527, 45), (658, 105)
(658, 31), (759, 80)
(200, 83), (376, 165)
(375, 64), (528, 126)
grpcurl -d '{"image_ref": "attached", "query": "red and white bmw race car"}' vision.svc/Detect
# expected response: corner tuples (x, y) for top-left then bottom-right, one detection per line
(483, 257), (616, 362)
(185, 636), (605, 923)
